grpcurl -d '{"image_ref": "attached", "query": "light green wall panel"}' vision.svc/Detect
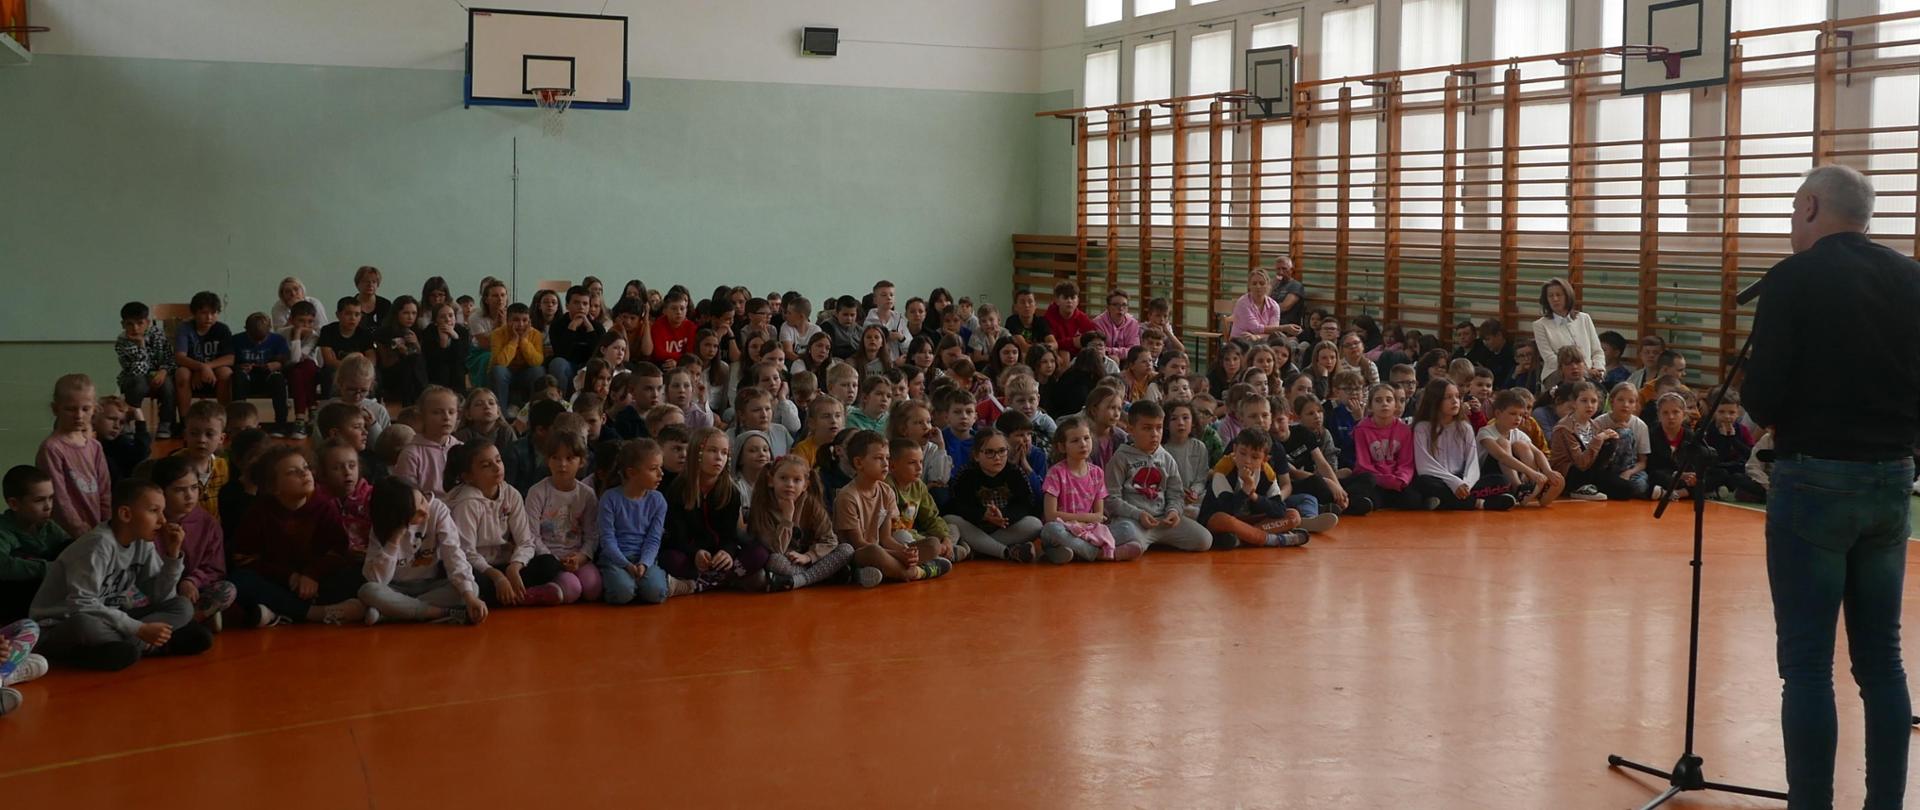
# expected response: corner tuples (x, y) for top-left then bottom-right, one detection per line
(0, 55), (1045, 341)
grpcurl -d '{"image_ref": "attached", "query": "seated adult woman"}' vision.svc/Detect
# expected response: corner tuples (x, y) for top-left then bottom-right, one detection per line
(1230, 265), (1299, 343)
(1529, 278), (1604, 385)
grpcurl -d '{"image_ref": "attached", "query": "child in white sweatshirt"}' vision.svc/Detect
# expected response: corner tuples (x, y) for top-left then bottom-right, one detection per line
(358, 477), (487, 625)
(445, 439), (567, 607)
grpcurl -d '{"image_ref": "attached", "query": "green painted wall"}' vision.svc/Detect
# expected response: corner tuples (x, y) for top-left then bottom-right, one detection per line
(0, 55), (1049, 341)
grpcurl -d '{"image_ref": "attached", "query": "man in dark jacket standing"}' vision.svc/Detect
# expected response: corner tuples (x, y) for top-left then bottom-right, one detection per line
(1743, 164), (1920, 810)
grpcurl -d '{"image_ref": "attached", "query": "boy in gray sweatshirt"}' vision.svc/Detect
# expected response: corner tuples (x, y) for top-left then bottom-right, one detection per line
(1104, 401), (1213, 552)
(29, 480), (213, 671)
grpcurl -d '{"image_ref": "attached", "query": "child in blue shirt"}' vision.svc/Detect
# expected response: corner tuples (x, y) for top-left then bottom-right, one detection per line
(596, 439), (669, 606)
(230, 312), (292, 434)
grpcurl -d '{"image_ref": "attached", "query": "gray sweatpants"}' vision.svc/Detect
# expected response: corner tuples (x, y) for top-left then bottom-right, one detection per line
(944, 515), (1044, 560)
(1110, 516), (1213, 551)
(38, 595), (193, 660)
(359, 578), (467, 622)
(765, 542), (856, 589)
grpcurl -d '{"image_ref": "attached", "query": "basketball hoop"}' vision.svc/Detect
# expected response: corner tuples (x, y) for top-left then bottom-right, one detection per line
(531, 87), (574, 136)
(1604, 45), (1682, 80)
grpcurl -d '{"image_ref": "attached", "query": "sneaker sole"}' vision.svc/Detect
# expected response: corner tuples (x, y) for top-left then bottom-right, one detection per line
(1298, 514), (1339, 533)
(1042, 547), (1075, 565)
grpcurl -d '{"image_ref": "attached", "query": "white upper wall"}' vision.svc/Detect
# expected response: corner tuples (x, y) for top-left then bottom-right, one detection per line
(31, 0), (1046, 94)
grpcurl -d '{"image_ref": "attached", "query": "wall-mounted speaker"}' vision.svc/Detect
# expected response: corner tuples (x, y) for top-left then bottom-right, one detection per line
(801, 27), (838, 57)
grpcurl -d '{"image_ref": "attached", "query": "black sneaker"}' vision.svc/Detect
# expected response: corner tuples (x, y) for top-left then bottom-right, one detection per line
(1005, 541), (1037, 563)
(154, 623), (215, 657)
(72, 640), (143, 671)
(1347, 496), (1375, 516)
(766, 571), (796, 592)
(1211, 533), (1242, 551)
(1485, 493), (1518, 512)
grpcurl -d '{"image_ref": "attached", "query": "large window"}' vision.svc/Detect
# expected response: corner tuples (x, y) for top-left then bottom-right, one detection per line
(1084, 49), (1120, 110)
(1489, 103), (1570, 231)
(1188, 29), (1234, 95)
(1319, 4), (1376, 84)
(1399, 0), (1464, 91)
(1087, 0), (1121, 28)
(1493, 0), (1566, 81)
(1740, 83), (1816, 234)
(1883, 0), (1920, 58)
(1136, 0), (1175, 17)
(1590, 93), (1692, 233)
(1250, 17), (1299, 51)
(1734, 1), (1825, 69)
(1133, 39), (1173, 101)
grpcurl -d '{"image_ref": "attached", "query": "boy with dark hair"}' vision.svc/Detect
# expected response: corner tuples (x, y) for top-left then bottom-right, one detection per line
(172, 290), (235, 415)
(1, 466), (72, 622)
(547, 285), (605, 397)
(1198, 429), (1312, 550)
(490, 302), (546, 406)
(864, 280), (909, 355)
(30, 479), (214, 671)
(1465, 319), (1516, 385)
(115, 301), (179, 438)
(1005, 288), (1053, 351)
(1597, 331), (1631, 387)
(231, 311), (292, 435)
(1043, 282), (1097, 354)
(1105, 400), (1212, 553)
(94, 395), (151, 484)
(822, 296), (862, 359)
(507, 399), (571, 494)
(317, 295), (375, 396)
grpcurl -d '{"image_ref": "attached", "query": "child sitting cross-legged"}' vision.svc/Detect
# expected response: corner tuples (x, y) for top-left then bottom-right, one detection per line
(30, 479), (215, 671)
(1412, 379), (1519, 511)
(357, 476), (487, 625)
(446, 439), (569, 608)
(1476, 389), (1565, 508)
(1283, 395), (1378, 516)
(1352, 384), (1419, 510)
(1549, 381), (1630, 503)
(944, 427), (1053, 563)
(661, 428), (768, 595)
(524, 427), (602, 603)
(835, 430), (949, 587)
(313, 438), (374, 554)
(1197, 428), (1311, 549)
(1, 467), (72, 623)
(1040, 415), (1131, 561)
(888, 437), (965, 564)
(229, 445), (372, 625)
(1105, 400), (1214, 553)
(596, 439), (670, 606)
(1159, 401), (1211, 519)
(753, 453), (857, 591)
(148, 457), (237, 628)
(1593, 382), (1653, 500)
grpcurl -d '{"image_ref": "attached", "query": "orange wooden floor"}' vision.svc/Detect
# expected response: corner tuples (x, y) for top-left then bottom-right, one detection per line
(1, 502), (1911, 808)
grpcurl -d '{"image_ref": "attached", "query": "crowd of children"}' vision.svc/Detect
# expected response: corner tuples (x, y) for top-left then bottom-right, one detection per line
(0, 266), (1781, 716)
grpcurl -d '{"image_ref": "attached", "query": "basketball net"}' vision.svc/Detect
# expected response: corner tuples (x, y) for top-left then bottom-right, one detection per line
(532, 87), (574, 136)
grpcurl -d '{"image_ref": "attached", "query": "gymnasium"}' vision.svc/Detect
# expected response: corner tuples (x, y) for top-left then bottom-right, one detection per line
(1, 0), (1918, 808)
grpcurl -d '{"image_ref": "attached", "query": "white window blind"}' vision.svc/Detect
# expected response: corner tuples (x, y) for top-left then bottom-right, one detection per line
(1087, 0), (1121, 28)
(1882, 0), (1920, 58)
(1133, 39), (1173, 102)
(1189, 29), (1234, 95)
(1487, 102), (1570, 231)
(1493, 0), (1567, 81)
(1319, 4), (1376, 84)
(1399, 0), (1463, 92)
(1739, 82), (1815, 233)
(1589, 93), (1692, 233)
(1870, 74), (1918, 236)
(1251, 18), (1300, 50)
(1136, 0), (1175, 16)
(1085, 49), (1120, 110)
(1734, 1), (1824, 69)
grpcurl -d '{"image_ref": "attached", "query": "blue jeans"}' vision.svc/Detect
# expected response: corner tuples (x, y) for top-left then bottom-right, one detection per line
(546, 358), (576, 397)
(490, 365), (545, 407)
(598, 562), (669, 605)
(1766, 455), (1913, 810)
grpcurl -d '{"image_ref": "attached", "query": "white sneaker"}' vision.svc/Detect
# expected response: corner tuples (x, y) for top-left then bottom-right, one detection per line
(4, 654), (47, 687)
(1651, 485), (1667, 502)
(1298, 513), (1340, 533)
(1570, 485), (1609, 502)
(0, 686), (19, 716)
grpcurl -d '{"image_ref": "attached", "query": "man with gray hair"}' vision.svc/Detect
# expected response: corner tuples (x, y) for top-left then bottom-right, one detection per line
(1744, 163), (1920, 809)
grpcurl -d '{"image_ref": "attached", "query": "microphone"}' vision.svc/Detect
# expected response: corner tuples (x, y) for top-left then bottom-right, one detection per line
(1737, 272), (1770, 306)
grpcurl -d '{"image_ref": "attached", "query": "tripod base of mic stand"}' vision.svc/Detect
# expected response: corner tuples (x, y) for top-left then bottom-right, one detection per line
(1607, 753), (1787, 809)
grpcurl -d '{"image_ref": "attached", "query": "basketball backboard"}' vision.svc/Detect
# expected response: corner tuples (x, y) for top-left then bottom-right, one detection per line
(465, 8), (630, 110)
(1245, 45), (1295, 119)
(1619, 0), (1731, 94)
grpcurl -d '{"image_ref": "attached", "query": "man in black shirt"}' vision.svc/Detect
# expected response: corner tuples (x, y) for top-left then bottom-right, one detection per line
(1742, 164), (1920, 809)
(547, 285), (605, 397)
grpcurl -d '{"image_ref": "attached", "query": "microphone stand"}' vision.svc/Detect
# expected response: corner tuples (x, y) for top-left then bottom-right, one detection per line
(1605, 326), (1788, 809)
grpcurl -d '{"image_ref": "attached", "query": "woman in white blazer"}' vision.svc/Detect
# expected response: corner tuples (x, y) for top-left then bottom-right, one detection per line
(1530, 278), (1604, 384)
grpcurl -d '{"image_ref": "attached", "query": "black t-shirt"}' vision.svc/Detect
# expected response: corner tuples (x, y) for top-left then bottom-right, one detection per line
(318, 322), (376, 360)
(1281, 424), (1322, 477)
(1006, 312), (1052, 346)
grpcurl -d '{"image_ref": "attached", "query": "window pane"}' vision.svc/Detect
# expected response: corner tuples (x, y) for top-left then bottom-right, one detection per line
(1739, 83), (1815, 233)
(1133, 39), (1173, 102)
(1087, 137), (1112, 227)
(1603, 0), (1623, 49)
(1399, 0), (1463, 92)
(1734, 1), (1823, 69)
(1882, 0), (1920, 58)
(1085, 50), (1120, 110)
(1870, 74), (1918, 236)
(1136, 0), (1174, 16)
(1184, 130), (1237, 226)
(1087, 0), (1121, 27)
(1251, 18), (1300, 50)
(1590, 93), (1692, 233)
(1257, 121), (1293, 231)
(1189, 29), (1234, 95)
(1494, 0), (1567, 81)
(1399, 111), (1464, 231)
(1319, 4), (1376, 84)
